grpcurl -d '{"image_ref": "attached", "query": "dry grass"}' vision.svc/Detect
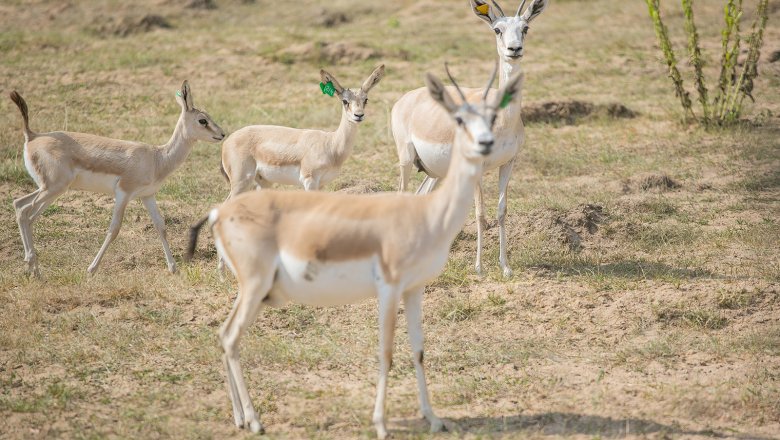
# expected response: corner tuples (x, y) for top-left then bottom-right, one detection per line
(1, 0), (779, 438)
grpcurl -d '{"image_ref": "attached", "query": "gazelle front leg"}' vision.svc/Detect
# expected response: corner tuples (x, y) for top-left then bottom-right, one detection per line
(142, 196), (177, 274)
(373, 279), (401, 440)
(473, 178), (486, 275)
(497, 159), (515, 278)
(404, 287), (444, 433)
(87, 189), (131, 274)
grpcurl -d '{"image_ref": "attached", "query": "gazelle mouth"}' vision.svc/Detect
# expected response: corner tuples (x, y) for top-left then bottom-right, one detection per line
(213, 136), (225, 141)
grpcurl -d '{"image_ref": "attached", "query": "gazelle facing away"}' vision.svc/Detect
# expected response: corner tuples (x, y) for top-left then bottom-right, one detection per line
(391, 0), (548, 278)
(10, 81), (224, 276)
(220, 65), (385, 197)
(187, 66), (521, 438)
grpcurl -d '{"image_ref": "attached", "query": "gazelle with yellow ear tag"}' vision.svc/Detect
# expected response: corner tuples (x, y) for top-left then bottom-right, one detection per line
(391, 0), (549, 278)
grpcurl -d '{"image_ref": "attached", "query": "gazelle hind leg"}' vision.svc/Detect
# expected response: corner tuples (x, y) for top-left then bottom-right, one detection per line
(142, 197), (176, 273)
(219, 276), (273, 433)
(13, 188), (41, 260)
(404, 287), (443, 433)
(497, 160), (515, 278)
(16, 187), (65, 276)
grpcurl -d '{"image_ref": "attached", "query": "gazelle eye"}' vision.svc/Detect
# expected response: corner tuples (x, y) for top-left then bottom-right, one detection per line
(455, 116), (464, 125)
(491, 115), (497, 126)
(364, 98), (368, 105)
(198, 119), (208, 126)
(493, 27), (501, 35)
(342, 99), (348, 105)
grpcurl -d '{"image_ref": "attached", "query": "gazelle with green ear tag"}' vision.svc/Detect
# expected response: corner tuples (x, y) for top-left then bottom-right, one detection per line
(220, 64), (385, 196)
(8, 81), (224, 276)
(391, 0), (549, 278)
(186, 66), (523, 439)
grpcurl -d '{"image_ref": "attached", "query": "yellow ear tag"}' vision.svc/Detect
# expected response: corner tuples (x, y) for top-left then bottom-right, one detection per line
(476, 3), (490, 15)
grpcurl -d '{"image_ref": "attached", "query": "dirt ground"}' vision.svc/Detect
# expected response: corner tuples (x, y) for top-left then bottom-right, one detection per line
(0, 0), (778, 439)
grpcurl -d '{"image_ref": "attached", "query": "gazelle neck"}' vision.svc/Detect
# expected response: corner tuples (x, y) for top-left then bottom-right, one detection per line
(496, 58), (524, 129)
(330, 108), (359, 162)
(427, 132), (484, 239)
(158, 112), (196, 178)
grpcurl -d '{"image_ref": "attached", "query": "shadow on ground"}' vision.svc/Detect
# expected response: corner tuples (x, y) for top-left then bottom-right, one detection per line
(395, 412), (774, 439)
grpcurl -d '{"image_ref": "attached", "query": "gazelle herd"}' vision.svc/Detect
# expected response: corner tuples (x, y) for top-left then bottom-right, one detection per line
(9, 1), (548, 438)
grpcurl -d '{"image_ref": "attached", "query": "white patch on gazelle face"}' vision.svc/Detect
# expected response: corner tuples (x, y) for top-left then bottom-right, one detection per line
(340, 89), (369, 123)
(491, 16), (530, 61)
(453, 105), (496, 161)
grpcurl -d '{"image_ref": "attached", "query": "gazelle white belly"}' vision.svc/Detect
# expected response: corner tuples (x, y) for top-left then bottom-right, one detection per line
(71, 169), (119, 194)
(274, 251), (378, 307)
(256, 163), (301, 187)
(411, 135), (452, 178)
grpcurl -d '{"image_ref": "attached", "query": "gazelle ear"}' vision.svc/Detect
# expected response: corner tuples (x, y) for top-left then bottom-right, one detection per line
(425, 73), (459, 114)
(320, 69), (345, 96)
(491, 71), (523, 111)
(470, 0), (498, 25)
(520, 0), (548, 22)
(361, 64), (385, 94)
(177, 80), (193, 111)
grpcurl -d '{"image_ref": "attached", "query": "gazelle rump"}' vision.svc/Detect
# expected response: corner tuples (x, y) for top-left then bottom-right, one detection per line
(220, 64), (385, 196)
(186, 67), (522, 438)
(391, 0), (548, 278)
(10, 81), (224, 276)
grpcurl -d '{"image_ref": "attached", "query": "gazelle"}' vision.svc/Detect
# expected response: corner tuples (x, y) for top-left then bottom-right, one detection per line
(186, 66), (522, 438)
(391, 0), (548, 278)
(220, 65), (385, 196)
(9, 81), (224, 276)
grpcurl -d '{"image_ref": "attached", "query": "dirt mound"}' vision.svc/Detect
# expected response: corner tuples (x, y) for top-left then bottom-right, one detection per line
(624, 173), (681, 192)
(186, 0), (217, 9)
(522, 101), (636, 125)
(524, 204), (606, 251)
(93, 14), (172, 37)
(313, 9), (350, 27)
(334, 180), (385, 194)
(276, 41), (379, 65)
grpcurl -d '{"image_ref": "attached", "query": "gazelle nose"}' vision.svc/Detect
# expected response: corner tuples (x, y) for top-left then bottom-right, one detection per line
(507, 44), (522, 53)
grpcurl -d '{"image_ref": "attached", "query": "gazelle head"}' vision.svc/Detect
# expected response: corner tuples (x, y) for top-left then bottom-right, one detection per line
(425, 63), (523, 161)
(175, 80), (225, 142)
(470, 0), (549, 63)
(320, 65), (385, 123)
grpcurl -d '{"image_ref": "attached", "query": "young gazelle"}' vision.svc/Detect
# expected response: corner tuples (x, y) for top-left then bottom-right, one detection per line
(186, 66), (522, 439)
(391, 0), (548, 278)
(220, 65), (384, 196)
(10, 81), (224, 276)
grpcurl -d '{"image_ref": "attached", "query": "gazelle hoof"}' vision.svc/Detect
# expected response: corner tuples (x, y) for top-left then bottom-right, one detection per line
(248, 419), (264, 434)
(502, 267), (513, 279)
(429, 417), (444, 433)
(168, 264), (178, 274)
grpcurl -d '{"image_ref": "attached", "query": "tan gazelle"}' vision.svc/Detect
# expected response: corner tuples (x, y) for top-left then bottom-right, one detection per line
(9, 81), (224, 276)
(220, 65), (385, 196)
(187, 65), (522, 439)
(391, 0), (549, 278)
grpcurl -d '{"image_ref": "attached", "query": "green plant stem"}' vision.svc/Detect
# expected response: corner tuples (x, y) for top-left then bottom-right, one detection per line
(646, 0), (694, 121)
(681, 0), (710, 123)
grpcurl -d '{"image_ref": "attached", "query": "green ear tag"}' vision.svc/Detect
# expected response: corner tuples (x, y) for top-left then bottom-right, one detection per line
(176, 91), (182, 97)
(500, 92), (513, 109)
(320, 81), (336, 97)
